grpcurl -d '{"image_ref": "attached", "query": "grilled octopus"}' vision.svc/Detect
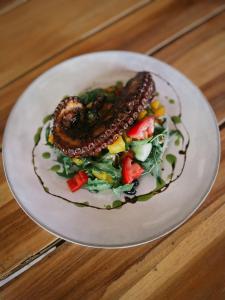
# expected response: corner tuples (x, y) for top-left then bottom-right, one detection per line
(53, 72), (156, 157)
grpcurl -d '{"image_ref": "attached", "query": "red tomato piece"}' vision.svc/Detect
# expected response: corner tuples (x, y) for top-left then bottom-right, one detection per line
(127, 116), (154, 140)
(67, 171), (88, 192)
(122, 156), (144, 184)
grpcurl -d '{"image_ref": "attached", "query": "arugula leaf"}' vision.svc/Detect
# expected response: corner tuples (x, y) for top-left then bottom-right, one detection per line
(79, 88), (104, 104)
(55, 152), (78, 178)
(141, 140), (164, 175)
(91, 161), (121, 179)
(62, 157), (75, 175)
(56, 170), (75, 178)
(79, 88), (117, 105)
(85, 178), (112, 192)
(112, 184), (133, 197)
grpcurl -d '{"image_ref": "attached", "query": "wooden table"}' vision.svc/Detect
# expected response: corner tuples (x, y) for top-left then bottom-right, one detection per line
(1, 0), (225, 298)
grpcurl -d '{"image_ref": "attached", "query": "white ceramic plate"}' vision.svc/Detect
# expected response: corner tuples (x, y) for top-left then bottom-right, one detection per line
(3, 51), (220, 248)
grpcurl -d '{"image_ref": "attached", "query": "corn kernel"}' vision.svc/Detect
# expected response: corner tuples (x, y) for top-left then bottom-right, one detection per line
(138, 110), (147, 120)
(154, 105), (166, 117)
(151, 100), (160, 111)
(48, 134), (54, 144)
(72, 158), (83, 165)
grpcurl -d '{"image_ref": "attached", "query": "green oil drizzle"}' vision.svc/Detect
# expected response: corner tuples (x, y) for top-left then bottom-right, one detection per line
(112, 200), (123, 208)
(32, 72), (190, 211)
(105, 205), (112, 210)
(42, 152), (51, 159)
(50, 165), (61, 172)
(170, 129), (184, 147)
(171, 115), (181, 124)
(43, 186), (49, 193)
(34, 127), (43, 145)
(43, 114), (53, 124)
(166, 154), (177, 170)
(75, 201), (89, 207)
(167, 174), (173, 180)
(134, 177), (166, 202)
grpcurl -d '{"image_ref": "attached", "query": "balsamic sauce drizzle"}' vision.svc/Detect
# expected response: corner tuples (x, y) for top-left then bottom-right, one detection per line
(32, 73), (190, 210)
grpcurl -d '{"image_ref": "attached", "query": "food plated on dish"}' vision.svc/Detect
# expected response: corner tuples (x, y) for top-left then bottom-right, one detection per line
(3, 51), (219, 246)
(33, 71), (189, 209)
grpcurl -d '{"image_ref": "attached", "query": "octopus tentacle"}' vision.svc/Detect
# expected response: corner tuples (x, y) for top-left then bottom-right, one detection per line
(53, 71), (155, 157)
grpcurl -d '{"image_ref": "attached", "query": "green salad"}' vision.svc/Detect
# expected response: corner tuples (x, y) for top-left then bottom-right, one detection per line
(46, 83), (169, 197)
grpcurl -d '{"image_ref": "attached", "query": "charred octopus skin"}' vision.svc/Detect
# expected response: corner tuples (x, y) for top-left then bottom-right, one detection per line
(53, 71), (156, 157)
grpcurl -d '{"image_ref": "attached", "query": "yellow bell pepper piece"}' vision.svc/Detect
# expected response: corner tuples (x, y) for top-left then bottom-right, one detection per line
(48, 134), (54, 144)
(123, 133), (132, 143)
(154, 105), (166, 117)
(92, 169), (113, 184)
(72, 158), (84, 165)
(107, 136), (125, 154)
(138, 110), (147, 120)
(151, 99), (160, 111)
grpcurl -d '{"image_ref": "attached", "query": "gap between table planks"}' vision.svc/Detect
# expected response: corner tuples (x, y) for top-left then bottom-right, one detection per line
(0, 0), (150, 88)
(1, 127), (225, 299)
(1, 0), (225, 143)
(1, 0), (224, 89)
(1, 0), (225, 281)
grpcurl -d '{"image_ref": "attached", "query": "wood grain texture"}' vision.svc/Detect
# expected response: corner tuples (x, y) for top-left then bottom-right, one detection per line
(0, 0), (148, 87)
(120, 201), (225, 300)
(1, 0), (225, 144)
(1, 128), (225, 299)
(0, 155), (56, 279)
(148, 237), (225, 300)
(1, 0), (225, 282)
(154, 12), (225, 124)
(0, 0), (27, 16)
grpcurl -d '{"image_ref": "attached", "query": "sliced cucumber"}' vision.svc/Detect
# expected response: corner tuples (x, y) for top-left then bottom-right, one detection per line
(132, 143), (152, 162)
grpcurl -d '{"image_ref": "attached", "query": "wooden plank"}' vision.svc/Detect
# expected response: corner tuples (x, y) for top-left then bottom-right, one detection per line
(101, 128), (225, 299)
(0, 0), (27, 16)
(119, 202), (225, 300)
(1, 1), (225, 280)
(154, 14), (225, 125)
(1, 129), (225, 299)
(1, 1), (225, 144)
(0, 0), (148, 87)
(0, 154), (57, 279)
(146, 237), (225, 300)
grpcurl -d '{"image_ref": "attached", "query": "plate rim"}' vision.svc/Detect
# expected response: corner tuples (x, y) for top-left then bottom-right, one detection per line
(2, 50), (221, 248)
